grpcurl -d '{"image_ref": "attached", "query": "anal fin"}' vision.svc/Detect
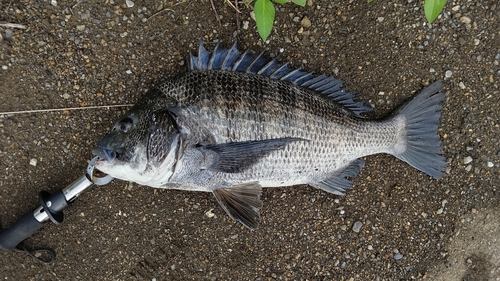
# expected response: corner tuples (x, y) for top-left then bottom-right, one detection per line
(212, 182), (263, 230)
(310, 159), (365, 195)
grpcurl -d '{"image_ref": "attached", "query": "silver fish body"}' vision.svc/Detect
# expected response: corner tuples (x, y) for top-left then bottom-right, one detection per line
(93, 43), (446, 229)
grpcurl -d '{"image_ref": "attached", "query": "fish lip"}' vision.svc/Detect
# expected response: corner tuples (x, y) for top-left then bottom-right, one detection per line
(92, 147), (117, 163)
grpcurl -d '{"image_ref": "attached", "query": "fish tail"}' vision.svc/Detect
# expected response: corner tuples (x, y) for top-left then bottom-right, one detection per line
(391, 81), (447, 179)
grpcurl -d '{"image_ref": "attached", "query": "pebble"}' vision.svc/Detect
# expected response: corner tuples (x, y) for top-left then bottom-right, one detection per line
(465, 165), (472, 172)
(92, 19), (101, 24)
(352, 221), (363, 233)
(29, 158), (37, 166)
(205, 209), (215, 218)
(394, 253), (403, 260)
(459, 82), (466, 89)
(487, 162), (494, 168)
(460, 16), (471, 24)
(242, 21), (249, 30)
(463, 156), (473, 164)
(76, 25), (86, 31)
(1, 65), (7, 70)
(301, 17), (311, 28)
(126, 0), (134, 8)
(4, 29), (13, 38)
(445, 70), (453, 78)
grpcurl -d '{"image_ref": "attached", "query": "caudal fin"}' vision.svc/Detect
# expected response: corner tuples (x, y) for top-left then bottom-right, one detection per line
(393, 81), (447, 179)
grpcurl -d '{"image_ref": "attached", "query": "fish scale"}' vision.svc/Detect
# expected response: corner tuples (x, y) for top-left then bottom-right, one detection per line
(93, 43), (446, 230)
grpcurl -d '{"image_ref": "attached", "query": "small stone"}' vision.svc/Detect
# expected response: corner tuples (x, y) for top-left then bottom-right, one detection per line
(463, 156), (473, 164)
(76, 25), (86, 31)
(92, 19), (101, 24)
(367, 245), (373, 250)
(421, 212), (428, 218)
(300, 17), (311, 28)
(50, 0), (57, 6)
(242, 21), (249, 30)
(394, 253), (403, 260)
(205, 209), (215, 218)
(459, 16), (471, 24)
(126, 0), (134, 8)
(62, 93), (70, 99)
(445, 70), (453, 78)
(377, 17), (384, 22)
(352, 221), (363, 233)
(437, 208), (444, 215)
(125, 70), (132, 74)
(487, 162), (494, 168)
(465, 165), (472, 172)
(1, 65), (7, 70)
(4, 29), (13, 38)
(29, 158), (37, 166)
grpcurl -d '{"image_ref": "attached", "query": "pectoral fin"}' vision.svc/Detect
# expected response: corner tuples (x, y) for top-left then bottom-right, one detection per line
(212, 182), (263, 230)
(202, 137), (305, 173)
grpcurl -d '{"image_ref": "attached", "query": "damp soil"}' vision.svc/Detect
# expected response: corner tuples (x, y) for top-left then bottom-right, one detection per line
(1, 0), (499, 280)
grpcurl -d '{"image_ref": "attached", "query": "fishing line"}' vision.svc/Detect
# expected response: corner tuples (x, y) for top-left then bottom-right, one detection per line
(0, 104), (133, 115)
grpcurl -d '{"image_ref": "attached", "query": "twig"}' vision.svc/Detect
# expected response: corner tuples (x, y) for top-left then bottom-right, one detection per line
(210, 0), (222, 27)
(145, 7), (175, 22)
(234, 0), (240, 30)
(226, 0), (241, 14)
(0, 104), (133, 116)
(0, 22), (27, 29)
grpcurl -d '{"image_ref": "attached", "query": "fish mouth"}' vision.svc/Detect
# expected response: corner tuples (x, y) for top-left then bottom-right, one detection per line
(92, 147), (117, 163)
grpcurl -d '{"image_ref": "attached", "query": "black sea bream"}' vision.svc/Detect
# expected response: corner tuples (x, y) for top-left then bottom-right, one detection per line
(93, 43), (447, 229)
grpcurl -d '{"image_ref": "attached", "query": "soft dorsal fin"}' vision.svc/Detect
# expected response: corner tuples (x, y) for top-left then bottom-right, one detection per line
(189, 42), (372, 116)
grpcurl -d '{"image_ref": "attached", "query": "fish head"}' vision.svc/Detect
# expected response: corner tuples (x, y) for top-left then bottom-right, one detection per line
(93, 91), (183, 186)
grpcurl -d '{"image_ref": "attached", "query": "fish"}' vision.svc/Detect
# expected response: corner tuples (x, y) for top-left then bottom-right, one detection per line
(93, 42), (447, 230)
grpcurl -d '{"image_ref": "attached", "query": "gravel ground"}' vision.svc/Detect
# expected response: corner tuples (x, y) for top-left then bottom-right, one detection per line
(1, 0), (499, 280)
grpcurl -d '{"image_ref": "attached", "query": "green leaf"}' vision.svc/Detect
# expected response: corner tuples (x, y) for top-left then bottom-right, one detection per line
(367, 0), (374, 3)
(292, 0), (306, 6)
(254, 0), (275, 41)
(275, 0), (289, 4)
(424, 0), (447, 23)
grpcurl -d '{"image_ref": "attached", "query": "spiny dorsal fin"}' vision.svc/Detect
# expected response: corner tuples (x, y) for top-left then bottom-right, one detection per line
(189, 42), (372, 116)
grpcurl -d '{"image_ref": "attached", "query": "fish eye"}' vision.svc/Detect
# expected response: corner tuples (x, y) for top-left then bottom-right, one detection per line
(117, 117), (133, 134)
